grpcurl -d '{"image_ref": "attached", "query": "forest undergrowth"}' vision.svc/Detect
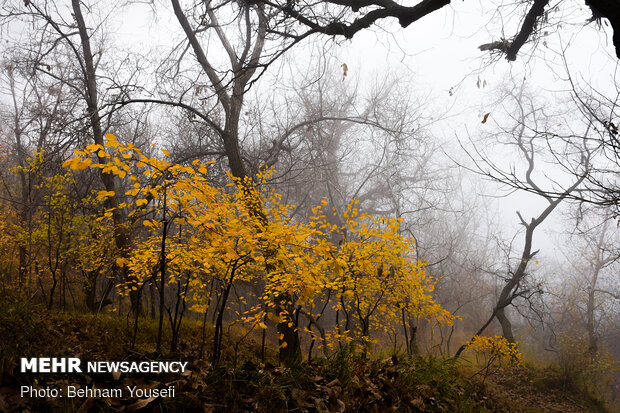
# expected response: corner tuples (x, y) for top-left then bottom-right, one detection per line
(0, 302), (609, 413)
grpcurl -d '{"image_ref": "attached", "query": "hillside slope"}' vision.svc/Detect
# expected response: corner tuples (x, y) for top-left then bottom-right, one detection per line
(0, 307), (610, 412)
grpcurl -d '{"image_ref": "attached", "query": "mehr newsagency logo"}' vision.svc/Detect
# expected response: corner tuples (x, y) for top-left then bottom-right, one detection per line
(21, 357), (188, 374)
(19, 357), (186, 399)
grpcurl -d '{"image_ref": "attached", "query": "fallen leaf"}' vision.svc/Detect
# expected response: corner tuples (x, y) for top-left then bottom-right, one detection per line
(77, 397), (96, 413)
(127, 396), (157, 412)
(326, 378), (341, 387)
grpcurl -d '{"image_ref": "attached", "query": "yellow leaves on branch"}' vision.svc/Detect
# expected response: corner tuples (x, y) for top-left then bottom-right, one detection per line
(96, 190), (115, 201)
(105, 134), (121, 147)
(465, 335), (524, 368)
(62, 156), (92, 170)
(315, 198), (453, 332)
(116, 257), (129, 267)
(62, 133), (454, 347)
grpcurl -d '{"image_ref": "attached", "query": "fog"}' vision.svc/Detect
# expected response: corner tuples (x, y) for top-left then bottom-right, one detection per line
(1, 0), (619, 408)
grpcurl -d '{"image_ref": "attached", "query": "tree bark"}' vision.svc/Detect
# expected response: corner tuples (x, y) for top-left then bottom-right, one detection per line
(71, 0), (139, 313)
(170, 0), (300, 364)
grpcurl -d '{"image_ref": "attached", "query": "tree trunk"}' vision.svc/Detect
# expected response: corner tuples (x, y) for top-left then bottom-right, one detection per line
(495, 307), (515, 343)
(72, 0), (139, 314)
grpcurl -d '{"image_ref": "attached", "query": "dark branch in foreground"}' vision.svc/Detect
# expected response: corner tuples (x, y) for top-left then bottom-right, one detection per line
(261, 0), (450, 39)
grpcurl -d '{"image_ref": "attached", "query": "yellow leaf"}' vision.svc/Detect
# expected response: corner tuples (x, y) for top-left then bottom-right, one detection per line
(62, 157), (76, 169)
(63, 157), (93, 170)
(96, 190), (115, 201)
(105, 134), (121, 147)
(162, 148), (170, 157)
(125, 188), (140, 196)
(225, 251), (239, 260)
(86, 143), (102, 152)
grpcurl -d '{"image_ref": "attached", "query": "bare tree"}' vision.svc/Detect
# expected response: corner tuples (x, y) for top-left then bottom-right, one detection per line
(0, 0), (165, 313)
(455, 79), (592, 356)
(0, 40), (87, 306)
(562, 207), (620, 355)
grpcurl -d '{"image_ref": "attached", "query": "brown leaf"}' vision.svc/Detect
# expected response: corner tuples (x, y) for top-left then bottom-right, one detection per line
(291, 388), (313, 408)
(328, 395), (345, 413)
(481, 113), (490, 124)
(77, 397), (96, 413)
(127, 396), (157, 412)
(313, 397), (329, 412)
(326, 378), (341, 387)
(411, 398), (424, 408)
(112, 369), (121, 380)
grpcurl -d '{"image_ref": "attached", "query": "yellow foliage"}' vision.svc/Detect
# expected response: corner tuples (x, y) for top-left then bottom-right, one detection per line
(58, 134), (453, 350)
(465, 335), (523, 370)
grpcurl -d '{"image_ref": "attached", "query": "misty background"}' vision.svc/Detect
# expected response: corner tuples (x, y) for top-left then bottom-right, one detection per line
(1, 0), (619, 408)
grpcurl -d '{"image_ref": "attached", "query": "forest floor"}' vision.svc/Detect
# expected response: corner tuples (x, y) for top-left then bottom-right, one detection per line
(0, 305), (611, 412)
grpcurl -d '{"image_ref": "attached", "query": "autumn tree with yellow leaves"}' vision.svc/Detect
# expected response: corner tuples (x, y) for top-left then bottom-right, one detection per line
(59, 133), (453, 363)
